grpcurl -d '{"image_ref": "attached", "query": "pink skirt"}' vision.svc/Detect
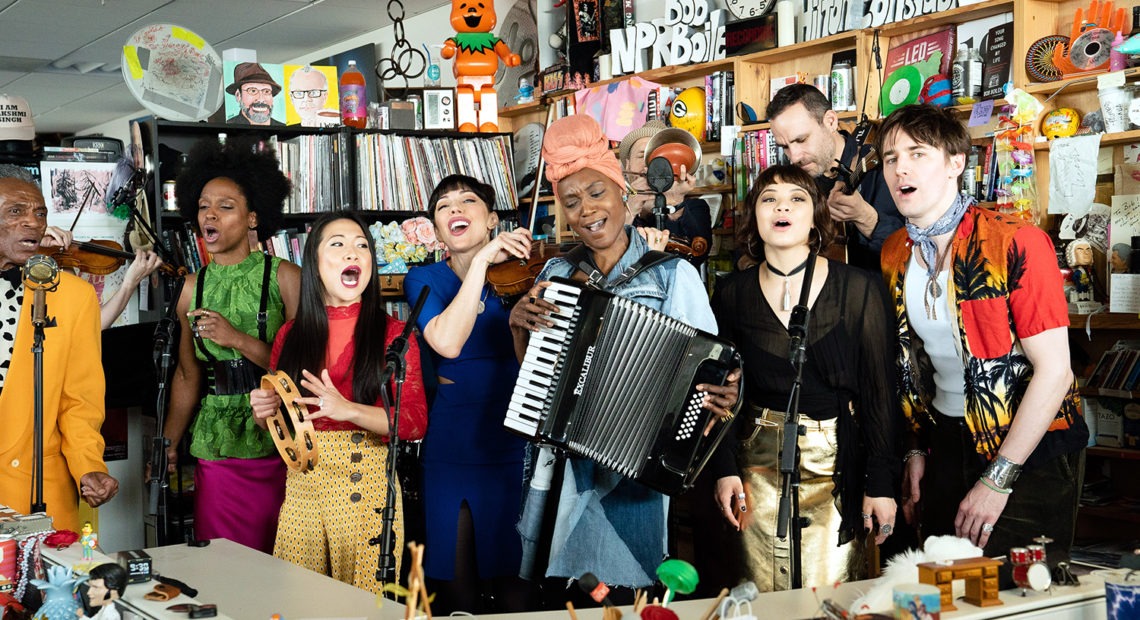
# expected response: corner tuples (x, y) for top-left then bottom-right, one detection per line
(194, 455), (286, 553)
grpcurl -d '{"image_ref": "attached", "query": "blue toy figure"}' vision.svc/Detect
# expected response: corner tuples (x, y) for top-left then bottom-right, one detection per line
(30, 565), (86, 620)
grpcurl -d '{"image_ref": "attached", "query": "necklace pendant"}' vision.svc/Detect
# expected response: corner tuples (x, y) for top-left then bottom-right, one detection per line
(477, 300), (486, 314)
(782, 278), (792, 312)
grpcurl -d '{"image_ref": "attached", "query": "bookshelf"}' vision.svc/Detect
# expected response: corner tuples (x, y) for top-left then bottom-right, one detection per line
(141, 120), (518, 303)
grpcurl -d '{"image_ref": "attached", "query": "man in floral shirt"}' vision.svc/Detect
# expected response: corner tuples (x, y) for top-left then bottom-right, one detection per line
(877, 105), (1087, 586)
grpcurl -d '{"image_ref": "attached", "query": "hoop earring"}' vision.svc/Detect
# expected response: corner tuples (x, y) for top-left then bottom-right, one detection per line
(747, 234), (760, 258)
(809, 227), (821, 250)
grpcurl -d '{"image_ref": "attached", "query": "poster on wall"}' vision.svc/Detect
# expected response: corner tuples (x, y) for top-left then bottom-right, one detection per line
(39, 160), (133, 326)
(223, 61), (286, 126)
(284, 65), (340, 126)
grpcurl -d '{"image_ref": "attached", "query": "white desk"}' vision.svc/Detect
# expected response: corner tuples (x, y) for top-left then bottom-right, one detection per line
(45, 539), (407, 619)
(43, 541), (1106, 620)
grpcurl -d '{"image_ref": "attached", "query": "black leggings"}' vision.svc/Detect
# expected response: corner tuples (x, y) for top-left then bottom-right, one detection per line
(427, 501), (535, 614)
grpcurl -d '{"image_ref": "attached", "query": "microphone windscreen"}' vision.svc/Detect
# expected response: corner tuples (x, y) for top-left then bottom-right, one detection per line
(577, 572), (599, 590)
(24, 254), (58, 285)
(106, 157), (138, 207)
(646, 156), (675, 194)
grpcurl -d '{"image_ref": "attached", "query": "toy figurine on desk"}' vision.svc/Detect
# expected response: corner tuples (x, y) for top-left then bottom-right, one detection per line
(78, 522), (97, 562)
(76, 563), (126, 620)
(30, 565), (84, 620)
(441, 0), (521, 132)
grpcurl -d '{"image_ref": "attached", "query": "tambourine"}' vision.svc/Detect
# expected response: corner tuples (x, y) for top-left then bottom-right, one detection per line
(260, 370), (319, 473)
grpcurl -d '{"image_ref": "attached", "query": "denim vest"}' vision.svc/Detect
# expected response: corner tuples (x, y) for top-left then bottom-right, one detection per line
(517, 227), (716, 587)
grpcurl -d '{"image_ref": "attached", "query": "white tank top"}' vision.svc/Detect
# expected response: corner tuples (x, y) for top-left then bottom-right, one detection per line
(905, 250), (966, 417)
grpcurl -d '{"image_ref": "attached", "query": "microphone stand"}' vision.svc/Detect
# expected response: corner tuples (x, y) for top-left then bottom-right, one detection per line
(147, 275), (184, 545)
(30, 288), (57, 514)
(775, 251), (817, 591)
(372, 287), (429, 588)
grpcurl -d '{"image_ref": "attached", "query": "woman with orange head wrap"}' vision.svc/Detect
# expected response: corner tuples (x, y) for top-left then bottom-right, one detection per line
(508, 115), (740, 600)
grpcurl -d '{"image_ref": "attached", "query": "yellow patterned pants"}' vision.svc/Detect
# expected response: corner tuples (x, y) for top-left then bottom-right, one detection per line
(274, 430), (403, 594)
(738, 408), (863, 592)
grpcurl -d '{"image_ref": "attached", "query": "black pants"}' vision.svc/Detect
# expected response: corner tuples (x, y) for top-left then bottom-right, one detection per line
(921, 412), (1084, 588)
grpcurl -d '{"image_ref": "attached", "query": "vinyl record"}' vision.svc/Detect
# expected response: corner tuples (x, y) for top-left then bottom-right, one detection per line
(881, 66), (922, 116)
(1069, 28), (1113, 71)
(1025, 35), (1069, 82)
(513, 122), (544, 197)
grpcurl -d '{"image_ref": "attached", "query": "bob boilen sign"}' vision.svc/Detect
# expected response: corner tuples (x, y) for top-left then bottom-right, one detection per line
(608, 0), (727, 76)
(865, 0), (959, 28)
(804, 0), (958, 40)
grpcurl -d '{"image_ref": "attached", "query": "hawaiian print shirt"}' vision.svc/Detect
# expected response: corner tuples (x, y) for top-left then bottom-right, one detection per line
(881, 205), (1082, 459)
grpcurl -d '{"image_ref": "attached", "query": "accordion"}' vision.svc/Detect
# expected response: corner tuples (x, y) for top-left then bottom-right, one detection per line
(505, 278), (740, 495)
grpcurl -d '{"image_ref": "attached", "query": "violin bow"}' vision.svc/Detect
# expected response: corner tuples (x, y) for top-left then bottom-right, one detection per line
(527, 104), (557, 235)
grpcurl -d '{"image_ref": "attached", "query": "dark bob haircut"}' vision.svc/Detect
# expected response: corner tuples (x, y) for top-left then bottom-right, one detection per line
(175, 136), (290, 242)
(427, 174), (496, 214)
(737, 164), (835, 261)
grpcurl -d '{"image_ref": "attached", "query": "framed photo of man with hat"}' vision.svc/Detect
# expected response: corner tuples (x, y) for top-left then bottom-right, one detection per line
(224, 61), (286, 126)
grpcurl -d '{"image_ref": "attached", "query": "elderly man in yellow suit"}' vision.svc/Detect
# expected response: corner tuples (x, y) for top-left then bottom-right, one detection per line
(0, 165), (117, 533)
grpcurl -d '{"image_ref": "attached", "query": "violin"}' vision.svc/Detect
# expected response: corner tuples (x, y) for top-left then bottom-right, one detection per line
(486, 240), (569, 297)
(38, 239), (184, 277)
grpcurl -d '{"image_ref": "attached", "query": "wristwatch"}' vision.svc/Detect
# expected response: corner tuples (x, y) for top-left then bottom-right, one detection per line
(982, 455), (1022, 490)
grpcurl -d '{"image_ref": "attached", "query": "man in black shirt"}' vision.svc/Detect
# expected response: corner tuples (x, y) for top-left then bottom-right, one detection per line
(767, 84), (902, 271)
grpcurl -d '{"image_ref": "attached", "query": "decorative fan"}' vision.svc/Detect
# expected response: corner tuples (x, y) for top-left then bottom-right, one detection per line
(1025, 35), (1069, 82)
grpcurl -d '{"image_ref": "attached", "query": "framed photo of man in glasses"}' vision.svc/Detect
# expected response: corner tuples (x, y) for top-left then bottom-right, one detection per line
(285, 64), (340, 127)
(223, 61), (286, 126)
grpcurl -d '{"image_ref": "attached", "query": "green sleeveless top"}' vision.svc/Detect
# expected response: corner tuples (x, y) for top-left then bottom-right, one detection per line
(189, 252), (287, 460)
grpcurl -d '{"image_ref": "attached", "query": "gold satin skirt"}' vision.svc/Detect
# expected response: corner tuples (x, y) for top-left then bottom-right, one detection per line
(737, 407), (864, 592)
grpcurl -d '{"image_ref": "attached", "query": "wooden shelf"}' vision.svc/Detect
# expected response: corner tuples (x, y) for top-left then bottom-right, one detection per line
(1022, 67), (1140, 96)
(737, 31), (857, 65)
(874, 0), (1014, 38)
(741, 110), (861, 132)
(1069, 312), (1140, 330)
(519, 195), (556, 204)
(690, 184), (733, 194)
(498, 100), (544, 118)
(1036, 129), (1140, 151)
(1088, 446), (1140, 461)
(1079, 387), (1139, 399)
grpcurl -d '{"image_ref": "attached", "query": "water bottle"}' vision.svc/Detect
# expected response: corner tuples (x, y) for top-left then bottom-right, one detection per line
(968, 46), (983, 98)
(339, 60), (367, 128)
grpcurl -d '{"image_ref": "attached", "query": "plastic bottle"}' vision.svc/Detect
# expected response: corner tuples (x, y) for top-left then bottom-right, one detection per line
(339, 60), (367, 128)
(1110, 31), (1127, 72)
(967, 45), (983, 98)
(952, 45), (970, 100)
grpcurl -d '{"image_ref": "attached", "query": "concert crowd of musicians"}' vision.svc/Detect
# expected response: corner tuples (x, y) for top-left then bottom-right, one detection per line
(0, 99), (1087, 614)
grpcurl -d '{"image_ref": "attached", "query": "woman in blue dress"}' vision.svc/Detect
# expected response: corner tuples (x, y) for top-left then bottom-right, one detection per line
(403, 175), (535, 613)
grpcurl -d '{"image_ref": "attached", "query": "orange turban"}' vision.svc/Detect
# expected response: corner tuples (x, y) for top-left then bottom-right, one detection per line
(542, 114), (626, 195)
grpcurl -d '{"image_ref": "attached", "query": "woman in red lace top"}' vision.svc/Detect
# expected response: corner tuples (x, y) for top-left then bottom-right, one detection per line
(250, 211), (427, 592)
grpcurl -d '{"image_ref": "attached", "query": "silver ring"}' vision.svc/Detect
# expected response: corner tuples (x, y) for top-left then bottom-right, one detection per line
(880, 524), (894, 536)
(982, 523), (994, 533)
(737, 493), (746, 500)
(318, 396), (324, 408)
(861, 513), (872, 520)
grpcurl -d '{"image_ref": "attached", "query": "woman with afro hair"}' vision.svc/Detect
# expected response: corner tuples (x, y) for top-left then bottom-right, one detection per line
(162, 136), (301, 552)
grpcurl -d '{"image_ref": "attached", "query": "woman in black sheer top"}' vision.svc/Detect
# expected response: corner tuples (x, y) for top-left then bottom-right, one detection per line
(709, 165), (900, 591)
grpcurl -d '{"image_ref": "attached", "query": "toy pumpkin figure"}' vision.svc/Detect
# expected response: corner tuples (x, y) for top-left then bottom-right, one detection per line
(441, 0), (521, 132)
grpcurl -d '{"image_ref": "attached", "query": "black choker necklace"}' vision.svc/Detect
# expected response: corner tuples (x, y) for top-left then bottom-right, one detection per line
(766, 255), (811, 311)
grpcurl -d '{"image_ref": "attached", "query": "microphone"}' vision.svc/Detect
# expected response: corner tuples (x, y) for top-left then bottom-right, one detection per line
(106, 157), (145, 209)
(787, 303), (809, 367)
(646, 155), (675, 195)
(23, 254), (60, 328)
(380, 286), (430, 385)
(577, 572), (615, 607)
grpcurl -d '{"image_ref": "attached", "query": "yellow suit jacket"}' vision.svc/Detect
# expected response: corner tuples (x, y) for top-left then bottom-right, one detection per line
(0, 272), (106, 533)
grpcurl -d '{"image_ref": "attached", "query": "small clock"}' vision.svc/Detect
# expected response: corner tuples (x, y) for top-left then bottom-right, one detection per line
(725, 0), (775, 20)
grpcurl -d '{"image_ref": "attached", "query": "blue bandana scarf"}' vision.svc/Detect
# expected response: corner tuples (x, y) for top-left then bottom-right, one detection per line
(905, 192), (974, 319)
